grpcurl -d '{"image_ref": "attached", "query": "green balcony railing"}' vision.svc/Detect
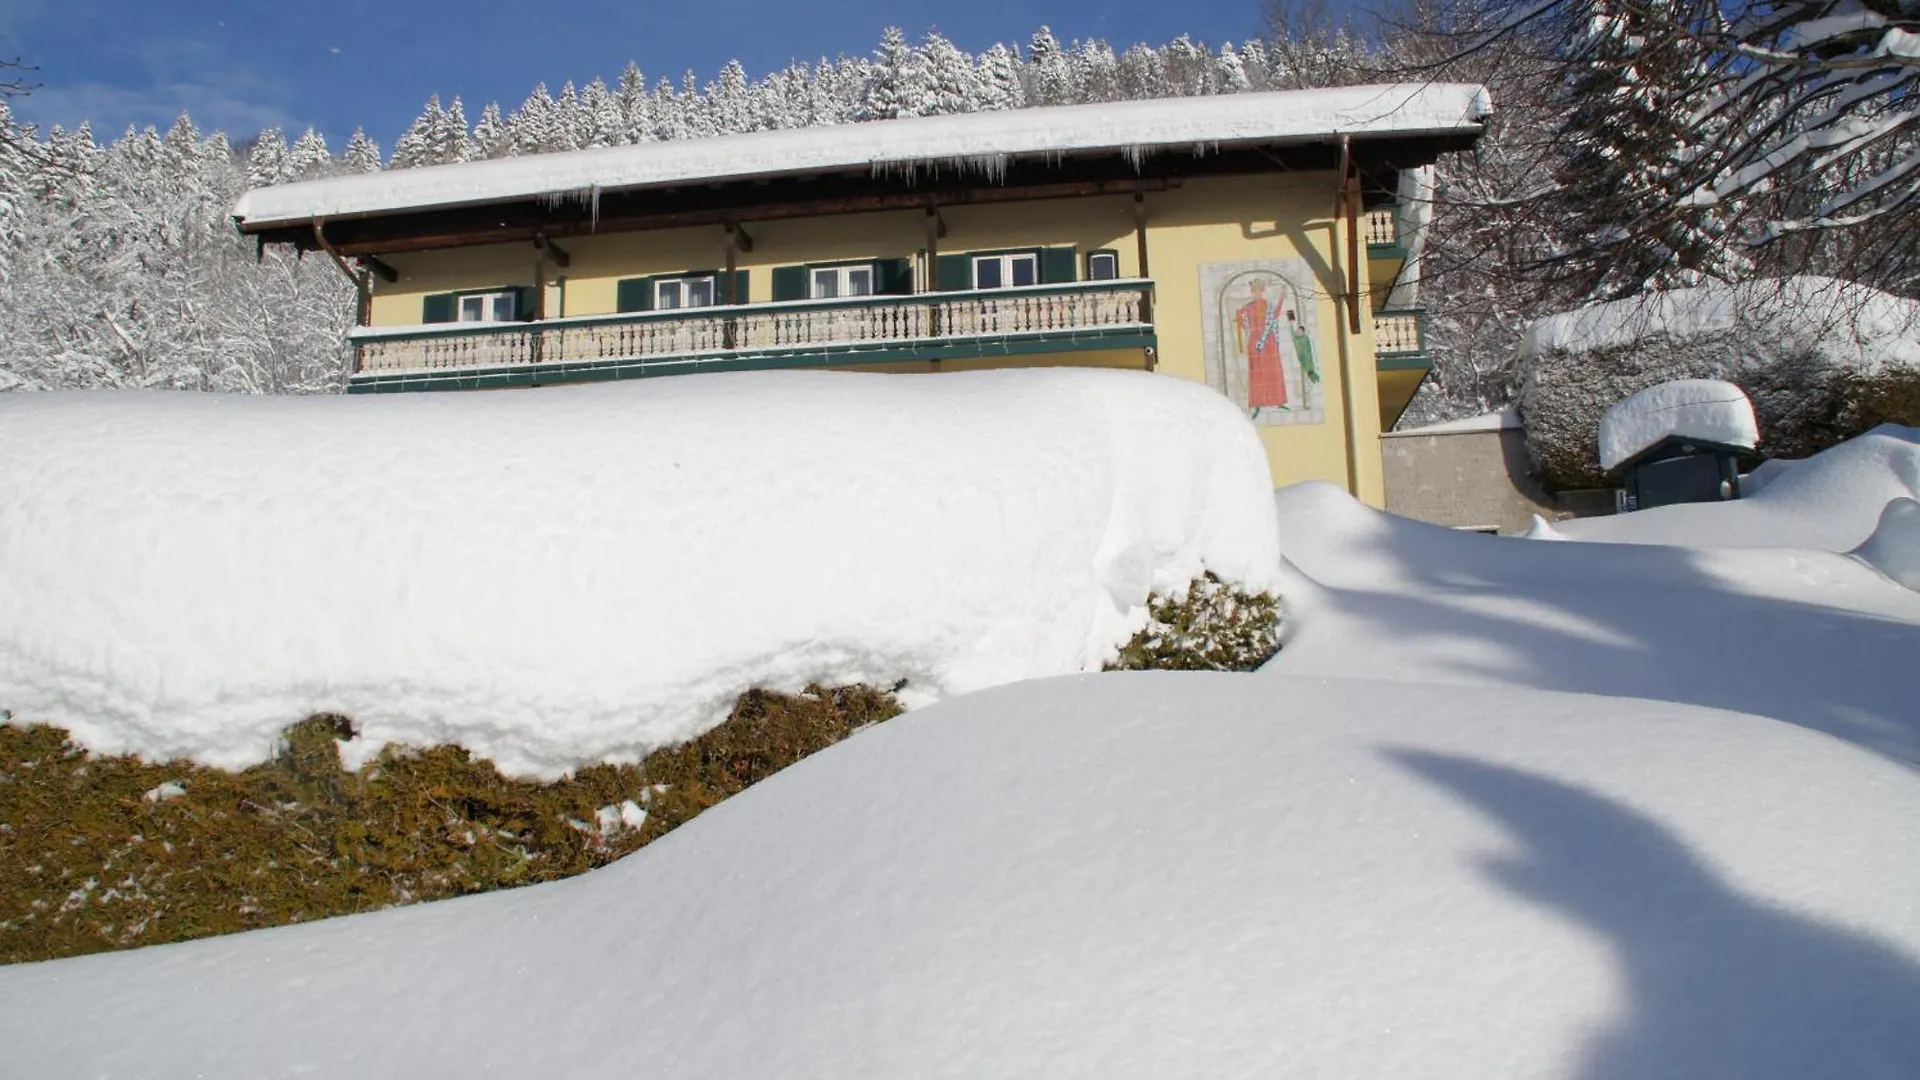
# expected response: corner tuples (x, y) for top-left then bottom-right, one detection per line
(348, 279), (1156, 385)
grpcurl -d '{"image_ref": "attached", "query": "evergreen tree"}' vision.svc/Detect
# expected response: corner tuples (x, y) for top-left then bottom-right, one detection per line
(709, 59), (754, 133)
(287, 128), (332, 179)
(246, 127), (290, 187)
(1214, 42), (1252, 93)
(918, 32), (979, 116)
(1027, 27), (1073, 105)
(615, 62), (653, 143)
(861, 26), (917, 120)
(342, 128), (383, 173)
(975, 43), (1026, 111)
(472, 102), (512, 159)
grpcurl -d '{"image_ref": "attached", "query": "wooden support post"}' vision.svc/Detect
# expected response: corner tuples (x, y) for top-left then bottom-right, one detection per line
(925, 205), (942, 338)
(533, 233), (570, 268)
(1337, 137), (1362, 335)
(723, 227), (740, 349)
(726, 221), (753, 253)
(1133, 192), (1154, 353)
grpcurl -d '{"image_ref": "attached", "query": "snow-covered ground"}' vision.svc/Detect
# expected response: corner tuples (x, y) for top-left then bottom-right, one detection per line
(0, 370), (1278, 777)
(1559, 423), (1920, 551)
(3, 378), (1918, 1078)
(2, 675), (1916, 1079)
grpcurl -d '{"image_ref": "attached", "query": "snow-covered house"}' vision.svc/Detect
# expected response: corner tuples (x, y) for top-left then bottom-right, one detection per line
(233, 84), (1488, 495)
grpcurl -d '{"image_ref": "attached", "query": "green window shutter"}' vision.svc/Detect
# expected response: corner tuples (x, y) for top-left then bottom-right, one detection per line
(616, 277), (652, 313)
(514, 285), (539, 320)
(731, 269), (751, 305)
(935, 253), (972, 291)
(772, 265), (808, 302)
(421, 292), (456, 323)
(1041, 246), (1078, 284)
(878, 258), (914, 295)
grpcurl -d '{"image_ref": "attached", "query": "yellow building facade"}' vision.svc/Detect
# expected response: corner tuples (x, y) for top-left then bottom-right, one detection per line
(236, 87), (1488, 503)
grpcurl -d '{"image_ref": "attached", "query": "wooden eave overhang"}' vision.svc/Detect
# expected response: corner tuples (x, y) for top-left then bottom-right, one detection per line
(241, 132), (1479, 258)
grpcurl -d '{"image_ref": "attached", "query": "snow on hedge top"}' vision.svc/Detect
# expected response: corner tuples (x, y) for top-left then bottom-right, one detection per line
(231, 84), (1491, 227)
(8, 675), (1920, 1078)
(1598, 379), (1758, 472)
(1521, 276), (1920, 373)
(0, 370), (1280, 777)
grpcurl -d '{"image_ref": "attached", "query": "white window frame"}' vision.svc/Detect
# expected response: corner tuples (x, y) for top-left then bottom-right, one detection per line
(653, 274), (718, 310)
(809, 263), (876, 300)
(455, 289), (519, 323)
(971, 252), (1039, 290)
(1086, 251), (1120, 281)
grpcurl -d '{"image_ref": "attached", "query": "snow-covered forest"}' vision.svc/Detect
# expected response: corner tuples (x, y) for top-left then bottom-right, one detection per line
(1, 4), (1914, 426)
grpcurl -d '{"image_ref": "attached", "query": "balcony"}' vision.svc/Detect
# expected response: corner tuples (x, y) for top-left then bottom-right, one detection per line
(1372, 308), (1428, 367)
(347, 279), (1156, 392)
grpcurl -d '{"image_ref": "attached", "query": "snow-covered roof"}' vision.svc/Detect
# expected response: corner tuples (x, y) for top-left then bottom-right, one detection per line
(232, 84), (1491, 228)
(1598, 378), (1759, 473)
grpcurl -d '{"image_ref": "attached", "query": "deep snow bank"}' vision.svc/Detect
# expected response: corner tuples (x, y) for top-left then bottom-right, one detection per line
(1558, 423), (1920, 551)
(0, 370), (1279, 776)
(1517, 277), (1920, 487)
(2, 675), (1916, 1079)
(1268, 481), (1920, 763)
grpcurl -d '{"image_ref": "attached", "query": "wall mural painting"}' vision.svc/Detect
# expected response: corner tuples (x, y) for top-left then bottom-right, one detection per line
(1198, 259), (1326, 427)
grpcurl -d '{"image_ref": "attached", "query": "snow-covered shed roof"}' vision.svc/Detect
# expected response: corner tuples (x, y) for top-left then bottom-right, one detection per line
(232, 84), (1491, 230)
(1598, 379), (1759, 473)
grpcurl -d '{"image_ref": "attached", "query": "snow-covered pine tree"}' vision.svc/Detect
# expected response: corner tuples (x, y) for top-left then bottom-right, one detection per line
(1116, 43), (1169, 101)
(974, 43), (1026, 112)
(246, 127), (290, 187)
(342, 128), (383, 172)
(552, 83), (589, 150)
(471, 102), (511, 159)
(1214, 42), (1253, 94)
(708, 59), (754, 134)
(510, 85), (560, 156)
(1072, 39), (1120, 103)
(1026, 27), (1074, 105)
(860, 26), (918, 120)
(1160, 35), (1215, 96)
(918, 32), (980, 116)
(287, 128), (332, 179)
(615, 62), (653, 143)
(582, 78), (626, 146)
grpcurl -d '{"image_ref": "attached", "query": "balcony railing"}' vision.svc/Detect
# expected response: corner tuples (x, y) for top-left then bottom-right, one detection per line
(350, 279), (1155, 385)
(1364, 206), (1400, 248)
(1372, 309), (1427, 360)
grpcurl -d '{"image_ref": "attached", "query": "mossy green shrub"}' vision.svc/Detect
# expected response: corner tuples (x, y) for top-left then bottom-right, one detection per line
(0, 684), (900, 966)
(1107, 573), (1283, 672)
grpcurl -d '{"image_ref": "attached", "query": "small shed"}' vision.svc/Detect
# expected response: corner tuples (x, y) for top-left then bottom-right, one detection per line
(1598, 380), (1760, 511)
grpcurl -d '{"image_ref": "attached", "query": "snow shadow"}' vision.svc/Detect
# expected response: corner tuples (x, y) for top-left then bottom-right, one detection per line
(1274, 506), (1920, 765)
(1390, 749), (1920, 1079)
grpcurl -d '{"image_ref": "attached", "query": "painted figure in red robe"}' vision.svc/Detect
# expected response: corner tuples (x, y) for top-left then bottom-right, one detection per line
(1235, 277), (1288, 414)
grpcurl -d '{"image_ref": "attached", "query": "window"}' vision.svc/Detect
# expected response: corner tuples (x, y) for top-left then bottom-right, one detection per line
(653, 274), (717, 310)
(810, 264), (875, 299)
(1087, 251), (1120, 281)
(456, 290), (518, 323)
(971, 252), (1038, 290)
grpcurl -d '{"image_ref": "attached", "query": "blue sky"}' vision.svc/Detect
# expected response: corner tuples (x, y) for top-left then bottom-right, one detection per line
(2, 0), (1265, 148)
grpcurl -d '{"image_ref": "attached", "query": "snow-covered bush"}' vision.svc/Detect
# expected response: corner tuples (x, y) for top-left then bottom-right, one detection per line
(1107, 573), (1281, 672)
(1516, 277), (1920, 488)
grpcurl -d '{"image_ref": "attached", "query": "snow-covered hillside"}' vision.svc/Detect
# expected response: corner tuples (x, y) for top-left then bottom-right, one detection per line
(0, 370), (1278, 777)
